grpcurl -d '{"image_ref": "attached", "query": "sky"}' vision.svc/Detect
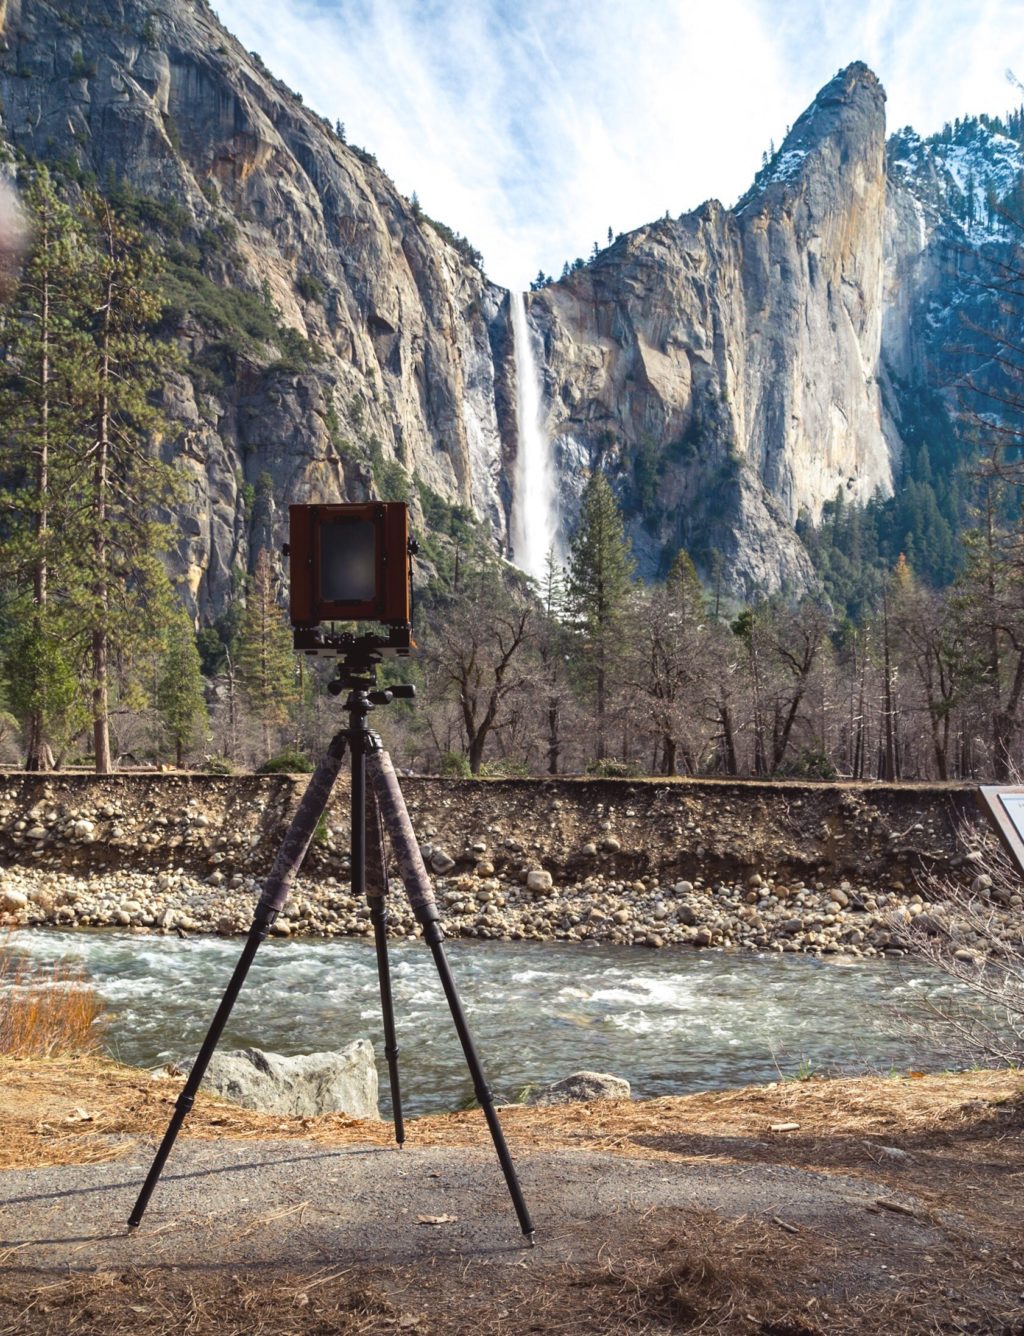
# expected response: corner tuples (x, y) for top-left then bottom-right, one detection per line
(213, 0), (1024, 291)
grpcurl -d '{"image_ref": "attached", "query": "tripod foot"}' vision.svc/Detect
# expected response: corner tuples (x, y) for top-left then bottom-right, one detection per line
(525, 1231), (536, 1248)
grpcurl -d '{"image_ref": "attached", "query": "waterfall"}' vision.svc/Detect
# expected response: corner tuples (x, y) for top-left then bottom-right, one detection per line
(509, 291), (559, 581)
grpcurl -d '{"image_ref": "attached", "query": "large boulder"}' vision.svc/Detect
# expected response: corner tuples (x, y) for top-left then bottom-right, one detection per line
(525, 1071), (631, 1107)
(186, 1041), (379, 1119)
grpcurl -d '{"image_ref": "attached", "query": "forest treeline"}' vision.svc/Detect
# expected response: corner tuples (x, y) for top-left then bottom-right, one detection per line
(0, 165), (1022, 782)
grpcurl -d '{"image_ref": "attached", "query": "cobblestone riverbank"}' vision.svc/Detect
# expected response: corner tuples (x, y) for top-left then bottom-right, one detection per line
(0, 772), (1006, 958)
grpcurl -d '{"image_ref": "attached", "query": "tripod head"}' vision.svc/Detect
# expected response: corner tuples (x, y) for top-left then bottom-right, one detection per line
(326, 648), (416, 708)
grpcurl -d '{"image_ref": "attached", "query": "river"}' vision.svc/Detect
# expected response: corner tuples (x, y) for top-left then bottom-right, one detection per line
(6, 929), (975, 1116)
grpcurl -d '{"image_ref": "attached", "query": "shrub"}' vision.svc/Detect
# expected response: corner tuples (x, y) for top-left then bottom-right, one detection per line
(0, 949), (106, 1058)
(257, 749), (315, 774)
(439, 751), (471, 778)
(586, 758), (644, 778)
(296, 272), (325, 303)
(892, 831), (1024, 1068)
(479, 758), (531, 778)
(202, 754), (235, 775)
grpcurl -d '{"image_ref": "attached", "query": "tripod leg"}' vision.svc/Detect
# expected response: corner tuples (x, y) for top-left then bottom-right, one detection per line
(127, 908), (272, 1229)
(127, 729), (349, 1230)
(364, 773), (405, 1144)
(367, 748), (536, 1244)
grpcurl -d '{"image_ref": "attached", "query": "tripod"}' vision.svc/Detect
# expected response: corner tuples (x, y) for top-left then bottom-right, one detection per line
(127, 653), (536, 1244)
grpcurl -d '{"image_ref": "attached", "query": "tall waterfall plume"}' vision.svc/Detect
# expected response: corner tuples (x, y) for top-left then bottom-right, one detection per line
(509, 291), (559, 581)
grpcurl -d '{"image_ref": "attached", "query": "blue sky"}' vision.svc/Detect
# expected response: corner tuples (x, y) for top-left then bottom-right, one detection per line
(214, 0), (1024, 290)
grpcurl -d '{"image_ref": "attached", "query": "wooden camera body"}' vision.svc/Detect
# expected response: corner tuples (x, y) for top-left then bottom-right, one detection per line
(287, 502), (414, 657)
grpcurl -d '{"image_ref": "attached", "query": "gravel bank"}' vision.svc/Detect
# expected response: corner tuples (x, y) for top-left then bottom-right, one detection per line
(0, 772), (1006, 958)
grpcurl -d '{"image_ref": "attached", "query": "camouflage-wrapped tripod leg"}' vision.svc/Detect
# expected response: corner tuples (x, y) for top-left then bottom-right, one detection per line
(258, 730), (348, 918)
(128, 727), (348, 1230)
(366, 749), (438, 925)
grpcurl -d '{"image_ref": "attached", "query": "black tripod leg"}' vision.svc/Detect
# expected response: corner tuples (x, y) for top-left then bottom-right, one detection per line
(422, 919), (535, 1242)
(367, 747), (535, 1244)
(127, 907), (273, 1228)
(127, 729), (349, 1230)
(363, 769), (404, 1144)
(369, 895), (405, 1144)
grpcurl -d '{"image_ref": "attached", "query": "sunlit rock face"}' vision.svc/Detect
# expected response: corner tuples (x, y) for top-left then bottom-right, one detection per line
(0, 0), (511, 615)
(528, 65), (897, 594)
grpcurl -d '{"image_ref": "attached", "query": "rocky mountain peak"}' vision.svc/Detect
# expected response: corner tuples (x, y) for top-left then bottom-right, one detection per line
(740, 61), (886, 206)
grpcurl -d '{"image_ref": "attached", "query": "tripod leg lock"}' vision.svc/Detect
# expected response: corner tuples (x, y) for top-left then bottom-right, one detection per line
(253, 903), (279, 934)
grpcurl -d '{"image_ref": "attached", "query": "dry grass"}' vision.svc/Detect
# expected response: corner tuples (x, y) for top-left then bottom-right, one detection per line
(0, 1266), (399, 1336)
(0, 1056), (1019, 1172)
(0, 946), (106, 1059)
(4, 1209), (1012, 1335)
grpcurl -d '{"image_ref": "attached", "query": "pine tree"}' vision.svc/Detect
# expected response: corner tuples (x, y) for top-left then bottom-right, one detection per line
(236, 548), (297, 757)
(540, 545), (566, 620)
(0, 168), (91, 768)
(157, 600), (209, 767)
(76, 193), (181, 773)
(666, 549), (706, 619)
(566, 471), (635, 759)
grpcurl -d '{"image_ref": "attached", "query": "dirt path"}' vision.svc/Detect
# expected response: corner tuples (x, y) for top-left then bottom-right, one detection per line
(0, 1059), (1022, 1334)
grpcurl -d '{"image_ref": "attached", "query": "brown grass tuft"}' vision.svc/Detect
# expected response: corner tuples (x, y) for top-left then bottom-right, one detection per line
(0, 946), (106, 1058)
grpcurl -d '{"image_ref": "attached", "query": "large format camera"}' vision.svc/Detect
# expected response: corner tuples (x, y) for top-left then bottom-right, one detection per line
(287, 502), (416, 658)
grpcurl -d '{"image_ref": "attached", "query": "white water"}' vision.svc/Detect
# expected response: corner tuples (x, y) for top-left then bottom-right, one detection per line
(509, 291), (560, 581)
(4, 930), (993, 1118)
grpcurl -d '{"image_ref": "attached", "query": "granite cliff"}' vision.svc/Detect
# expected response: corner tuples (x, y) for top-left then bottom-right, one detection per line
(0, 3), (1020, 605)
(0, 0), (513, 617)
(528, 66), (1024, 592)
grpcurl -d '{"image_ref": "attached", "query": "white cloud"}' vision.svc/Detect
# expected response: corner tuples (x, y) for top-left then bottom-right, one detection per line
(212, 0), (1024, 290)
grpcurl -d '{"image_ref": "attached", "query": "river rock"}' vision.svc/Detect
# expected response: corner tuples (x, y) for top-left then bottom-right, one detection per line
(188, 1042), (379, 1119)
(0, 888), (28, 912)
(526, 869), (553, 893)
(526, 1071), (631, 1106)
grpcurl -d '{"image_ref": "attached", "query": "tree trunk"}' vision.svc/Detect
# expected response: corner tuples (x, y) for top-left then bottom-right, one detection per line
(25, 233), (51, 772)
(92, 257), (113, 774)
(661, 734), (677, 776)
(882, 596), (897, 781)
(718, 701), (738, 775)
(595, 659), (606, 760)
(546, 697), (560, 775)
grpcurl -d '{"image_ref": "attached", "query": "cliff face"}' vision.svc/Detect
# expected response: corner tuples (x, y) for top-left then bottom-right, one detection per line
(526, 66), (896, 592)
(883, 119), (1024, 424)
(0, 5), (1020, 604)
(0, 0), (514, 615)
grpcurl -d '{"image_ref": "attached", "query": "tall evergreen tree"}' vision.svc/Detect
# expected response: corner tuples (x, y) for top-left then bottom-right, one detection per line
(77, 193), (180, 772)
(157, 600), (209, 767)
(236, 548), (297, 756)
(0, 168), (90, 769)
(566, 471), (634, 758)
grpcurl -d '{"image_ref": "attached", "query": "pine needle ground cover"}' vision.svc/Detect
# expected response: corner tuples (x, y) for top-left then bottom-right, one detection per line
(0, 1059), (1020, 1334)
